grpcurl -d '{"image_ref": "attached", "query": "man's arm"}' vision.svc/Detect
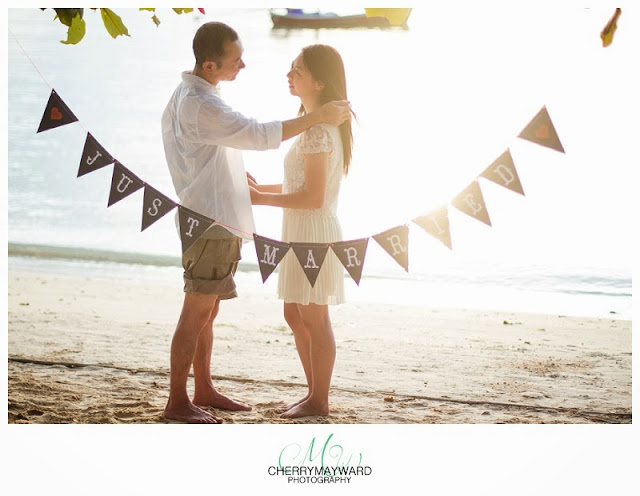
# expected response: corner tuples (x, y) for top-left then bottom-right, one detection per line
(281, 100), (351, 141)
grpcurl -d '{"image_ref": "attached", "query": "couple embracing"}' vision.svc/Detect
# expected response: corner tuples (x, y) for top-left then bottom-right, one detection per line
(161, 22), (354, 423)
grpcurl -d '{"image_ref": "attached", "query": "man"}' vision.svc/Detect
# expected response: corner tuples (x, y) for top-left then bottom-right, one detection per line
(161, 22), (350, 423)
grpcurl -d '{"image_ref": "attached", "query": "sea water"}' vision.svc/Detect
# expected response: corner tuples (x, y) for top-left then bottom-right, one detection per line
(6, 7), (635, 319)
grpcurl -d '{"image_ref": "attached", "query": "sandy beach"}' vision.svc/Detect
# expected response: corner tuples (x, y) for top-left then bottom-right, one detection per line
(7, 256), (632, 424)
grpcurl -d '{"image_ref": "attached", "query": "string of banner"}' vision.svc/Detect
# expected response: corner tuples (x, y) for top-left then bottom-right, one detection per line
(36, 87), (564, 288)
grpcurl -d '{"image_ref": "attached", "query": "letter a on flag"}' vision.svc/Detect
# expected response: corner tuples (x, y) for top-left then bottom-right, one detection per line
(141, 186), (177, 231)
(372, 225), (409, 272)
(78, 133), (115, 177)
(331, 238), (369, 285)
(452, 180), (492, 226)
(480, 149), (524, 196)
(108, 161), (144, 207)
(37, 89), (78, 133)
(178, 206), (214, 254)
(518, 106), (565, 153)
(253, 234), (291, 283)
(413, 206), (452, 250)
(291, 242), (330, 287)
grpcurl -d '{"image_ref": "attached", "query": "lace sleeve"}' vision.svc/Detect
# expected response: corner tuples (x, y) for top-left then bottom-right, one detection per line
(299, 125), (333, 155)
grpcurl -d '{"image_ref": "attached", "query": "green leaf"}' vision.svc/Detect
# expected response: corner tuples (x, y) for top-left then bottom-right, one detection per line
(100, 8), (130, 39)
(152, 15), (161, 27)
(139, 8), (156, 12)
(61, 14), (86, 45)
(172, 8), (194, 15)
(54, 8), (83, 27)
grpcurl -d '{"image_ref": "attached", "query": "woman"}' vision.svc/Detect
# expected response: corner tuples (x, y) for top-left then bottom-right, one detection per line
(249, 44), (353, 418)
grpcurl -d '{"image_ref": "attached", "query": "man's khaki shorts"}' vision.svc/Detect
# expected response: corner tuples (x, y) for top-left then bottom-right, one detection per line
(182, 236), (242, 298)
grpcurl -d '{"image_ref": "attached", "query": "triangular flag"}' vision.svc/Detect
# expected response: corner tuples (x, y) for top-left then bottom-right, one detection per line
(108, 162), (144, 207)
(518, 106), (565, 153)
(141, 186), (177, 231)
(178, 206), (214, 254)
(452, 180), (492, 226)
(372, 225), (409, 272)
(413, 206), (452, 250)
(78, 133), (115, 177)
(37, 89), (78, 133)
(480, 149), (524, 196)
(291, 242), (330, 288)
(331, 238), (369, 285)
(253, 234), (291, 283)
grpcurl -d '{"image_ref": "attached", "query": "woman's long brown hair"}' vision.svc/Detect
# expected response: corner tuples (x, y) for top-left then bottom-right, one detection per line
(298, 44), (354, 175)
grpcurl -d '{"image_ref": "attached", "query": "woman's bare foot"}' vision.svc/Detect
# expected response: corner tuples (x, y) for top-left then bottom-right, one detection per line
(280, 395), (310, 412)
(193, 390), (252, 411)
(281, 399), (329, 419)
(163, 401), (222, 424)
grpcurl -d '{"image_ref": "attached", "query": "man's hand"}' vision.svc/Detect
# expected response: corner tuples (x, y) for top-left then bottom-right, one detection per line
(319, 100), (351, 126)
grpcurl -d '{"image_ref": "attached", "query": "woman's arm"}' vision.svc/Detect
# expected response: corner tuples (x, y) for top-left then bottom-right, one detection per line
(250, 152), (328, 209)
(253, 184), (283, 194)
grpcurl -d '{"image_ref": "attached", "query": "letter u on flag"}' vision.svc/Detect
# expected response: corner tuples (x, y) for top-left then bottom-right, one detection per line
(37, 89), (78, 133)
(254, 234), (291, 283)
(108, 161), (144, 207)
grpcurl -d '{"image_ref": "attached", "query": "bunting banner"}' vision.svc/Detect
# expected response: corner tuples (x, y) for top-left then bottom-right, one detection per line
(78, 132), (115, 177)
(331, 238), (369, 285)
(254, 234), (291, 283)
(178, 206), (214, 254)
(141, 186), (177, 232)
(452, 180), (492, 226)
(518, 106), (565, 153)
(291, 242), (330, 287)
(412, 206), (452, 250)
(37, 89), (78, 133)
(34, 88), (566, 286)
(108, 162), (144, 207)
(372, 225), (409, 272)
(480, 149), (525, 196)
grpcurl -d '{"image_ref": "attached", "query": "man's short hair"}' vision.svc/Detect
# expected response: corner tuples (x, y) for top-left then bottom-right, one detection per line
(192, 22), (239, 66)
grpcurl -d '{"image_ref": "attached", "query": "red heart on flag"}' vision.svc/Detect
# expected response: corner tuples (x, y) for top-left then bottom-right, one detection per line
(535, 124), (549, 139)
(51, 107), (63, 120)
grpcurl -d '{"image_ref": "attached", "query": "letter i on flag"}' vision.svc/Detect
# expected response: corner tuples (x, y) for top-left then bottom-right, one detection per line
(372, 225), (409, 272)
(37, 89), (78, 133)
(413, 206), (452, 250)
(254, 234), (291, 283)
(331, 238), (369, 285)
(518, 106), (565, 153)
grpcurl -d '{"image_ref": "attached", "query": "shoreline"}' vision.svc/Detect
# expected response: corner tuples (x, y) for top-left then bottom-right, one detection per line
(7, 254), (632, 424)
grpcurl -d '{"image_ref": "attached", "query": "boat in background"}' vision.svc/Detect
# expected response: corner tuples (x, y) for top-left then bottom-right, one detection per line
(270, 8), (412, 30)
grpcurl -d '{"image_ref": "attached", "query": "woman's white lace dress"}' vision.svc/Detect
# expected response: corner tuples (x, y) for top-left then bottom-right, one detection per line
(277, 123), (345, 305)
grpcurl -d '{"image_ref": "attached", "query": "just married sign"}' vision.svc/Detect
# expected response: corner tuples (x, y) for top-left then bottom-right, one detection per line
(37, 89), (564, 288)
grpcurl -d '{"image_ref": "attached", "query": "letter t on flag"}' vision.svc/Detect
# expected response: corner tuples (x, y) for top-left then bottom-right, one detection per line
(253, 234), (291, 283)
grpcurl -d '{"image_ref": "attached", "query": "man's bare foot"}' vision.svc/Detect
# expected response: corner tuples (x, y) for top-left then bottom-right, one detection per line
(163, 401), (222, 424)
(193, 390), (252, 411)
(281, 399), (329, 419)
(280, 395), (310, 412)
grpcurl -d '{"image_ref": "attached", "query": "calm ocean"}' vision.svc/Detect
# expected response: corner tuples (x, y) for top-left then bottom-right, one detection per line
(7, 7), (634, 319)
